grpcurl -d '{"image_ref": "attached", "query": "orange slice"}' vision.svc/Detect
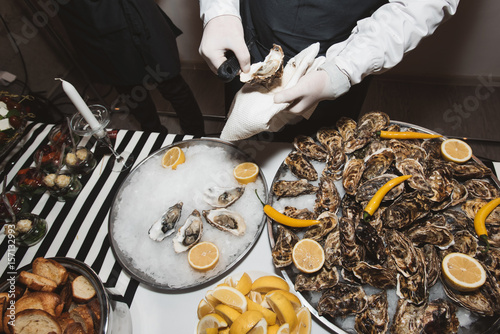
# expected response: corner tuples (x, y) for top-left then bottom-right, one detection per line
(440, 139), (472, 164)
(292, 239), (325, 274)
(161, 146), (185, 169)
(442, 252), (487, 292)
(188, 242), (220, 271)
(233, 162), (259, 184)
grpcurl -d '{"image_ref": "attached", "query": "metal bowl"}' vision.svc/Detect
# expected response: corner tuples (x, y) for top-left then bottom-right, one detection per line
(108, 138), (268, 291)
(0, 257), (131, 334)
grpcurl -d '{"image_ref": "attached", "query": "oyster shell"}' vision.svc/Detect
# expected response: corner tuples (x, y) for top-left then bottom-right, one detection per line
(425, 159), (454, 203)
(383, 190), (432, 230)
(314, 176), (341, 216)
(395, 158), (433, 195)
(336, 117), (357, 142)
(293, 135), (327, 161)
(321, 153), (345, 181)
(342, 158), (366, 196)
(442, 276), (495, 316)
(390, 299), (426, 334)
(355, 220), (387, 263)
(406, 221), (455, 249)
(462, 198), (500, 225)
(354, 291), (389, 334)
(357, 111), (390, 138)
(422, 299), (459, 334)
(396, 248), (428, 305)
(203, 186), (245, 208)
(385, 229), (419, 277)
(464, 178), (500, 199)
(440, 230), (478, 259)
(240, 44), (284, 85)
(316, 127), (343, 154)
(339, 217), (365, 270)
(272, 179), (318, 198)
(324, 228), (342, 268)
(355, 174), (405, 203)
(420, 138), (443, 160)
(173, 210), (203, 253)
(352, 262), (396, 289)
(362, 148), (395, 180)
(303, 211), (337, 242)
(422, 244), (440, 288)
(282, 206), (316, 220)
(272, 225), (299, 268)
(284, 151), (318, 181)
(294, 267), (339, 292)
(148, 202), (183, 242)
(202, 208), (246, 236)
(341, 194), (363, 221)
(448, 160), (491, 180)
(317, 283), (368, 318)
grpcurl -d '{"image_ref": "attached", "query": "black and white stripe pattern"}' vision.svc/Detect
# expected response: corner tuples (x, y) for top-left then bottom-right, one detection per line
(0, 123), (193, 306)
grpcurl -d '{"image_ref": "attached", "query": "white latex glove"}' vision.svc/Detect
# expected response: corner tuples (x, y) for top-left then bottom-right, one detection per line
(199, 15), (251, 74)
(274, 65), (351, 115)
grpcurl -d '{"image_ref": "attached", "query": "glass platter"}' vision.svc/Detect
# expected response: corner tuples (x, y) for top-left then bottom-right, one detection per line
(267, 120), (500, 333)
(109, 138), (268, 291)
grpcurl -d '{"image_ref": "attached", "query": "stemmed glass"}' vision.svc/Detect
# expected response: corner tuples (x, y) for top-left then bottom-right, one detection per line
(70, 104), (134, 172)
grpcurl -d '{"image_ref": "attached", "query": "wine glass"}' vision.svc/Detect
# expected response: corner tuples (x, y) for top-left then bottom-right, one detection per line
(70, 104), (134, 172)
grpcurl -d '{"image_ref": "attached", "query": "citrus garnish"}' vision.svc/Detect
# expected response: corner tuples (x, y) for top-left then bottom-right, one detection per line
(294, 307), (311, 334)
(265, 290), (301, 311)
(233, 162), (259, 184)
(251, 275), (289, 294)
(235, 272), (253, 295)
(205, 289), (221, 307)
(212, 285), (248, 313)
(247, 291), (263, 304)
(442, 252), (487, 292)
(215, 304), (242, 326)
(291, 238), (325, 274)
(188, 241), (220, 271)
(198, 298), (215, 319)
(268, 324), (280, 334)
(246, 297), (277, 326)
(440, 138), (472, 164)
(266, 292), (297, 330)
(229, 310), (266, 334)
(196, 313), (228, 334)
(276, 323), (290, 334)
(161, 146), (185, 169)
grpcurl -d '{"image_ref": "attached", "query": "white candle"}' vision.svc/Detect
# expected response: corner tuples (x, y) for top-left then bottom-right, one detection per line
(56, 78), (104, 135)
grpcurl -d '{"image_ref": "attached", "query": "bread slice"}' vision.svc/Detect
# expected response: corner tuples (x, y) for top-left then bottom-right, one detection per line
(15, 292), (64, 317)
(32, 258), (69, 286)
(56, 312), (76, 333)
(0, 296), (5, 334)
(10, 309), (62, 334)
(71, 276), (96, 303)
(86, 298), (101, 324)
(18, 271), (57, 292)
(63, 322), (86, 334)
(69, 305), (94, 334)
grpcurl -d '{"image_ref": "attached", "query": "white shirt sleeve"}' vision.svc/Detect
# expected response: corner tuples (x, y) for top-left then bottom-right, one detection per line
(199, 0), (240, 27)
(321, 0), (460, 85)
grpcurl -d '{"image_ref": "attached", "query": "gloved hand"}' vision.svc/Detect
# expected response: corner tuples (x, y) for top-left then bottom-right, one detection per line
(199, 15), (251, 75)
(274, 64), (351, 116)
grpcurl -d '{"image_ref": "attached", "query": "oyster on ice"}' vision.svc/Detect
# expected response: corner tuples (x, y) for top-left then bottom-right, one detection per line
(293, 135), (328, 161)
(202, 208), (246, 236)
(356, 174), (405, 203)
(464, 178), (500, 199)
(342, 158), (365, 196)
(317, 282), (368, 318)
(362, 148), (395, 180)
(203, 186), (245, 208)
(285, 151), (318, 181)
(148, 202), (183, 242)
(272, 225), (299, 268)
(354, 291), (389, 334)
(294, 267), (339, 292)
(240, 44), (284, 85)
(390, 299), (426, 334)
(173, 210), (203, 253)
(314, 176), (341, 216)
(272, 179), (318, 198)
(352, 262), (396, 289)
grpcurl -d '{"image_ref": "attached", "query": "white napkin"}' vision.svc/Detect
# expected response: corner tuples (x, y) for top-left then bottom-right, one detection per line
(220, 43), (325, 141)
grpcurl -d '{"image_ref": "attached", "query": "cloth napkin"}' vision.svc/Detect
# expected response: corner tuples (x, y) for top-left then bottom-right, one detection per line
(220, 43), (325, 141)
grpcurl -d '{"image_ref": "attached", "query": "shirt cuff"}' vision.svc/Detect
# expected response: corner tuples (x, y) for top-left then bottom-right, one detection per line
(318, 61), (352, 99)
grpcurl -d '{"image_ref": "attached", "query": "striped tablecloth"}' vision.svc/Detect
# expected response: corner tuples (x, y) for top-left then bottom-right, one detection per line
(0, 122), (194, 306)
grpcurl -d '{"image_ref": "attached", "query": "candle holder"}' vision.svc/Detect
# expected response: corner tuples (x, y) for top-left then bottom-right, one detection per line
(70, 104), (134, 172)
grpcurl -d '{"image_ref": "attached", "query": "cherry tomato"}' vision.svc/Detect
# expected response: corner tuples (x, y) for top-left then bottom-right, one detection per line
(9, 115), (22, 129)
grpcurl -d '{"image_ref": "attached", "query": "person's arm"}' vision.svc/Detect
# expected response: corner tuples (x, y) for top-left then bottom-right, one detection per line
(199, 0), (250, 74)
(321, 0), (460, 85)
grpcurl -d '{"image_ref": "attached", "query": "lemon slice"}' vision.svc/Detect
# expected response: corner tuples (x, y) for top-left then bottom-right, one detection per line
(247, 297), (277, 325)
(291, 239), (325, 274)
(440, 138), (472, 164)
(264, 291), (301, 311)
(230, 311), (266, 334)
(235, 272), (253, 295)
(215, 304), (242, 326)
(197, 314), (228, 334)
(276, 323), (290, 334)
(293, 307), (311, 334)
(442, 252), (487, 292)
(188, 241), (220, 271)
(251, 276), (289, 294)
(234, 162), (259, 184)
(266, 292), (297, 330)
(212, 285), (248, 313)
(161, 146), (185, 169)
(197, 298), (215, 319)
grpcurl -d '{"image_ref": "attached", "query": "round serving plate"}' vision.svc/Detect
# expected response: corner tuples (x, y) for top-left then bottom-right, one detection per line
(267, 120), (500, 334)
(109, 138), (268, 291)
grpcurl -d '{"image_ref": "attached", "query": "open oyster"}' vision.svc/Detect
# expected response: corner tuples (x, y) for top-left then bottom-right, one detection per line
(148, 202), (183, 242)
(203, 186), (245, 208)
(202, 208), (246, 236)
(240, 44), (284, 85)
(173, 210), (203, 253)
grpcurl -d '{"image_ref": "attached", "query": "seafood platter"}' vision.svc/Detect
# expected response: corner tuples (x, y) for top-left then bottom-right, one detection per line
(267, 111), (500, 333)
(109, 138), (268, 290)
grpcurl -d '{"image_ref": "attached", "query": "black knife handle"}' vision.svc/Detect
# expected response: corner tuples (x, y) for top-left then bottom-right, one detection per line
(217, 51), (241, 83)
